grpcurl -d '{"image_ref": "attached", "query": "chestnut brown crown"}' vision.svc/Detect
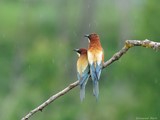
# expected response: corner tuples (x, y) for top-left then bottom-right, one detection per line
(84, 33), (100, 41)
(73, 48), (87, 54)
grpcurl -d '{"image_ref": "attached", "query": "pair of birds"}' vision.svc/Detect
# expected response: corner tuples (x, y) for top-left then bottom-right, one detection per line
(74, 33), (104, 101)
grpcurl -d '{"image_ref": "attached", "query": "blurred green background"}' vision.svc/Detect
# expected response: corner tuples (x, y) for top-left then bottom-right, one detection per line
(0, 0), (160, 120)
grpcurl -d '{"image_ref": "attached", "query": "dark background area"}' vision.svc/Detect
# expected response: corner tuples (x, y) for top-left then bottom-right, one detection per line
(0, 0), (160, 120)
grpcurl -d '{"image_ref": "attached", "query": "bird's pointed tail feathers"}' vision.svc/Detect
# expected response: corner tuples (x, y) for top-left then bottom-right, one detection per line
(79, 75), (89, 101)
(93, 80), (99, 100)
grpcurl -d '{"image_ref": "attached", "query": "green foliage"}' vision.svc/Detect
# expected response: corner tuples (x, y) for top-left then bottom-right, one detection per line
(0, 0), (159, 120)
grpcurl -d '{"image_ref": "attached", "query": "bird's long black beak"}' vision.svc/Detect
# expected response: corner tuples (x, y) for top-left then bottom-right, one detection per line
(73, 49), (79, 52)
(84, 34), (89, 38)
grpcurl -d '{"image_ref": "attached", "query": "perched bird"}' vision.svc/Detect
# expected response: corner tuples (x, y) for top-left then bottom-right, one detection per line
(85, 33), (104, 99)
(74, 48), (90, 101)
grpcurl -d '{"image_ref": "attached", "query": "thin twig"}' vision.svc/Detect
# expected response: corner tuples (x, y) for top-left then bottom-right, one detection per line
(21, 81), (79, 120)
(21, 39), (160, 120)
(103, 39), (160, 67)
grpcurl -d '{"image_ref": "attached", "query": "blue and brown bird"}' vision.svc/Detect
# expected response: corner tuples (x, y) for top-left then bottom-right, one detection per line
(74, 48), (90, 101)
(85, 33), (104, 99)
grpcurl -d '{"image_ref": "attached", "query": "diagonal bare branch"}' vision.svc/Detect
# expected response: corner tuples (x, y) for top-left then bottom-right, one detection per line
(21, 81), (79, 120)
(21, 39), (160, 120)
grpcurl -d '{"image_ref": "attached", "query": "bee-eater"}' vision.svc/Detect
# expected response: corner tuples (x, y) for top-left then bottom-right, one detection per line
(85, 33), (104, 99)
(74, 48), (90, 101)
